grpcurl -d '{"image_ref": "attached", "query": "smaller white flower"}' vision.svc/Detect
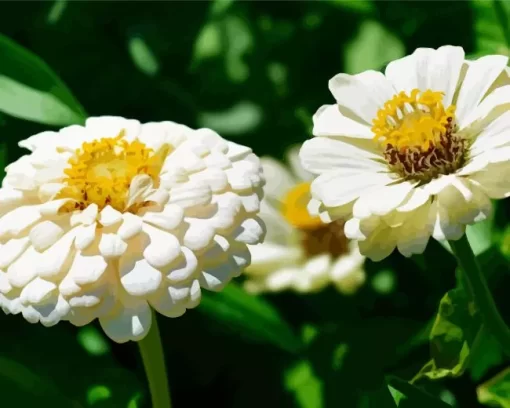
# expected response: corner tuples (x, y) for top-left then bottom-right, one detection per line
(300, 46), (510, 261)
(244, 146), (366, 294)
(0, 116), (265, 343)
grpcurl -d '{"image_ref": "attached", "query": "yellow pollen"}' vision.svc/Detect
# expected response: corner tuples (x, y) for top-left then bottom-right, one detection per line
(371, 89), (456, 151)
(57, 130), (169, 212)
(281, 182), (323, 230)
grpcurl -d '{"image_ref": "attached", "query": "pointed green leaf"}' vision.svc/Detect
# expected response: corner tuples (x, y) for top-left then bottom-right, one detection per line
(0, 33), (86, 125)
(199, 282), (303, 353)
(478, 367), (510, 407)
(0, 76), (84, 126)
(387, 377), (451, 408)
(414, 288), (481, 381)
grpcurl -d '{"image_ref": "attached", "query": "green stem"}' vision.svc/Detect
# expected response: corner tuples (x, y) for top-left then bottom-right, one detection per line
(449, 235), (510, 357)
(137, 312), (172, 408)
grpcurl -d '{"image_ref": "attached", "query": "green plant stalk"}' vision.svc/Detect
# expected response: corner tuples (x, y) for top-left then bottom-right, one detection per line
(137, 311), (172, 408)
(449, 235), (510, 357)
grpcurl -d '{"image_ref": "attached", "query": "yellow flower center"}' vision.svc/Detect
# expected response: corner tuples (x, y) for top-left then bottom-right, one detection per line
(372, 89), (465, 182)
(281, 182), (349, 257)
(372, 89), (456, 151)
(281, 182), (322, 230)
(58, 131), (168, 212)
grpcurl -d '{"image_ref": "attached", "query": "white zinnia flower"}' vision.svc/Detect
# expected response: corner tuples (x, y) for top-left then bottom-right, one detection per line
(244, 146), (366, 294)
(300, 46), (510, 261)
(0, 116), (265, 343)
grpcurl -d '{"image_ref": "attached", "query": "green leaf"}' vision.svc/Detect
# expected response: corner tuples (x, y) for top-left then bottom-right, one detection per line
(199, 282), (303, 353)
(344, 20), (405, 74)
(285, 360), (324, 408)
(469, 326), (504, 381)
(413, 288), (481, 381)
(467, 214), (494, 256)
(387, 376), (451, 408)
(198, 101), (263, 136)
(473, 0), (510, 55)
(0, 33), (86, 124)
(0, 76), (84, 126)
(478, 367), (510, 407)
(0, 356), (79, 407)
(0, 315), (141, 407)
(128, 37), (160, 77)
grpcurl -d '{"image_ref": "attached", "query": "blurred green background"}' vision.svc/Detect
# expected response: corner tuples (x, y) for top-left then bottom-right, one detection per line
(2, 1), (510, 407)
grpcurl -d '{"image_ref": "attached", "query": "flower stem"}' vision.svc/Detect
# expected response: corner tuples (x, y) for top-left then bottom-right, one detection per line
(449, 235), (510, 357)
(137, 311), (172, 408)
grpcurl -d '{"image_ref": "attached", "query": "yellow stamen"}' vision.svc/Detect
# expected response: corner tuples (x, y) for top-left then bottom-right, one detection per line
(281, 182), (323, 230)
(372, 89), (456, 151)
(57, 130), (169, 212)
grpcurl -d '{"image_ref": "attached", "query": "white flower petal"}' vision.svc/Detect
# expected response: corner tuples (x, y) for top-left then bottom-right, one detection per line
(0, 206), (41, 239)
(166, 247), (198, 282)
(260, 157), (295, 200)
(148, 286), (188, 318)
(358, 225), (397, 261)
(70, 204), (98, 226)
(142, 204), (184, 231)
(328, 70), (396, 124)
(169, 180), (211, 208)
(37, 231), (75, 279)
(470, 161), (510, 198)
(311, 170), (394, 208)
(248, 243), (301, 273)
(455, 55), (508, 127)
(469, 111), (510, 157)
(385, 45), (464, 106)
(0, 237), (30, 269)
(75, 223), (96, 250)
(117, 213), (143, 241)
(20, 278), (57, 305)
(68, 252), (108, 286)
(98, 233), (128, 258)
(29, 220), (65, 252)
(183, 221), (216, 251)
(365, 182), (415, 217)
(86, 116), (141, 141)
(7, 246), (39, 288)
(300, 137), (384, 175)
(200, 259), (237, 291)
(142, 224), (181, 269)
(234, 217), (266, 245)
(312, 104), (373, 139)
(99, 205), (123, 227)
(100, 299), (152, 343)
(120, 258), (163, 296)
(397, 187), (432, 213)
(460, 85), (510, 132)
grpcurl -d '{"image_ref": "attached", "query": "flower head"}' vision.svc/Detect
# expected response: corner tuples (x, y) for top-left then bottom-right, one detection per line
(300, 46), (510, 261)
(0, 116), (265, 342)
(244, 146), (365, 294)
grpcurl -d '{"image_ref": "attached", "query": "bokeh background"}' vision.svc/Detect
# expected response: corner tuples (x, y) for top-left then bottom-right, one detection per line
(1, 1), (510, 407)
